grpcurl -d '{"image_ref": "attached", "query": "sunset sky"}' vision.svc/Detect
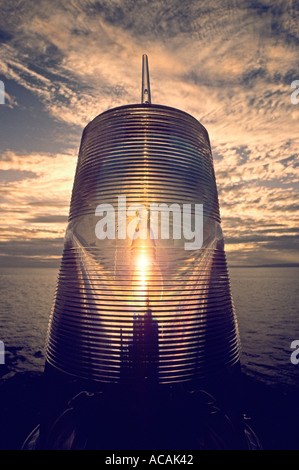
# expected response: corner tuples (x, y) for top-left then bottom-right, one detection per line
(0, 0), (298, 267)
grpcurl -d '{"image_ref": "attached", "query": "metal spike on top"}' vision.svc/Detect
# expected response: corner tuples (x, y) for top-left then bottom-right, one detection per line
(141, 54), (151, 104)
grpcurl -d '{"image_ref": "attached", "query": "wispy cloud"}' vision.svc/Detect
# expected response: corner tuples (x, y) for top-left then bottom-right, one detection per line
(0, 150), (76, 267)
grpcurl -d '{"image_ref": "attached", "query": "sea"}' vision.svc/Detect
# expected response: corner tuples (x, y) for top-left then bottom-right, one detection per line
(0, 266), (299, 392)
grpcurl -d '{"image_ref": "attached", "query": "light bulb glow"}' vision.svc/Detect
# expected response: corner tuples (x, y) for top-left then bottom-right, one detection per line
(131, 243), (156, 309)
(136, 253), (149, 288)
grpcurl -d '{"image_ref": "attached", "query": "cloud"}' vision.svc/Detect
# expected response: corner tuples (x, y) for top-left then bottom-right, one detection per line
(0, 151), (76, 254)
(25, 215), (68, 224)
(1, 0), (298, 133)
(0, 236), (64, 267)
(0, 169), (37, 183)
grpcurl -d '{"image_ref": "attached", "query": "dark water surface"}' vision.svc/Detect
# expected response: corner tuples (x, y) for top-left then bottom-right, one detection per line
(0, 266), (299, 450)
(0, 266), (298, 390)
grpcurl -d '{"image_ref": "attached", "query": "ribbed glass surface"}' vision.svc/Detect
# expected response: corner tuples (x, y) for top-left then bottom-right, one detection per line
(45, 104), (240, 385)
